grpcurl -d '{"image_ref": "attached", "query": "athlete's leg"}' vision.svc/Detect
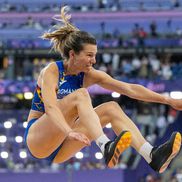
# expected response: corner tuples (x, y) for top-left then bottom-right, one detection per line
(53, 101), (133, 163)
(93, 101), (147, 151)
(94, 102), (181, 173)
(27, 88), (105, 158)
(93, 102), (181, 173)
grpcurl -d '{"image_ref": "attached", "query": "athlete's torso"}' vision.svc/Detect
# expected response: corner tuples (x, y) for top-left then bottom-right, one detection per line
(30, 61), (84, 113)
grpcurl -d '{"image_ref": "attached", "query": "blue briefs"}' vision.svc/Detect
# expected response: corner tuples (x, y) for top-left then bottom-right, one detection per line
(24, 118), (63, 163)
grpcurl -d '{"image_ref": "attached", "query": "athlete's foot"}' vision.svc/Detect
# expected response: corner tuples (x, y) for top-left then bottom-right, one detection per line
(149, 132), (181, 173)
(104, 130), (132, 168)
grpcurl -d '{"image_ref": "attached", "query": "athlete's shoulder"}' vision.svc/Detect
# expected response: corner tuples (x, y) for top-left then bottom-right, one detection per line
(36, 62), (58, 86)
(38, 62), (59, 82)
(85, 68), (107, 78)
(83, 68), (106, 87)
(87, 68), (112, 85)
(43, 62), (58, 73)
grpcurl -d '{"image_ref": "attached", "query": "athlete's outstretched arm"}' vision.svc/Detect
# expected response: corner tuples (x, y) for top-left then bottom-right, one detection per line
(85, 69), (182, 110)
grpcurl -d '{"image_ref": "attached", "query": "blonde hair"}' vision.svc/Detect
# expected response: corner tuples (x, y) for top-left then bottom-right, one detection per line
(41, 6), (96, 59)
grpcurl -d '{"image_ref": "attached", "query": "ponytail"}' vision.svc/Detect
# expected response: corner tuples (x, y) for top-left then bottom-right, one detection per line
(42, 6), (96, 59)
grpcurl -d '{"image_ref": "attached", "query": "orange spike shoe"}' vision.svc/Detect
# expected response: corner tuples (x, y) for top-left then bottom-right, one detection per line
(149, 132), (181, 173)
(104, 130), (132, 168)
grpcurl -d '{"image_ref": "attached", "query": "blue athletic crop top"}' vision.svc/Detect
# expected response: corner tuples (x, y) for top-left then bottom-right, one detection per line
(31, 61), (84, 112)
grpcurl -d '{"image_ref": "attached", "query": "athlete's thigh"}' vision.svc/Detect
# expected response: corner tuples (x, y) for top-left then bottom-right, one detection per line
(27, 90), (86, 158)
(53, 102), (113, 163)
(55, 88), (91, 125)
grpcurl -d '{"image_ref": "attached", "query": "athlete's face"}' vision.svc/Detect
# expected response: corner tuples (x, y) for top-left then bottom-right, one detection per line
(73, 44), (97, 72)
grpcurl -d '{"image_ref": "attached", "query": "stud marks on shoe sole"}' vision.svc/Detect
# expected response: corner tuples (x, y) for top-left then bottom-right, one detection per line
(159, 132), (181, 173)
(108, 132), (132, 168)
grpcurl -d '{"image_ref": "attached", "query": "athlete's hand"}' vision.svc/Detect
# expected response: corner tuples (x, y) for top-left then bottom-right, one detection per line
(68, 131), (91, 146)
(168, 98), (182, 110)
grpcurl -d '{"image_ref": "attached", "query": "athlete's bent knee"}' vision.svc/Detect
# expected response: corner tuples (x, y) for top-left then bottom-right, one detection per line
(75, 88), (91, 102)
(104, 101), (123, 115)
(106, 101), (120, 110)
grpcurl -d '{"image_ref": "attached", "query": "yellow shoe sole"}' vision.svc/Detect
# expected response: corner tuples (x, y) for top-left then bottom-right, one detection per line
(108, 131), (132, 168)
(159, 132), (181, 173)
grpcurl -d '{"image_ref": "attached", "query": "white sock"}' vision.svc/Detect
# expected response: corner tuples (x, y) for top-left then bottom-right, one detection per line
(139, 142), (153, 163)
(95, 134), (110, 154)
